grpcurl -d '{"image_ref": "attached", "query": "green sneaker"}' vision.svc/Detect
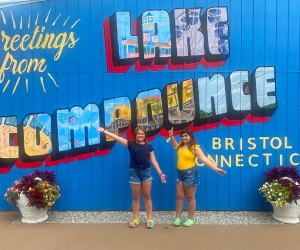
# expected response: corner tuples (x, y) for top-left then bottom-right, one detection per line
(129, 219), (139, 228)
(172, 217), (181, 226)
(146, 219), (155, 229)
(183, 218), (195, 227)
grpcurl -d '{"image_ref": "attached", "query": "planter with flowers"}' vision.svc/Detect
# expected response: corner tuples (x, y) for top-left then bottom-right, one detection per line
(4, 170), (60, 223)
(259, 166), (300, 224)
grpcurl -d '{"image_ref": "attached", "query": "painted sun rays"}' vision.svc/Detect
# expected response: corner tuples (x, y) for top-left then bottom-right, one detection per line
(0, 8), (80, 94)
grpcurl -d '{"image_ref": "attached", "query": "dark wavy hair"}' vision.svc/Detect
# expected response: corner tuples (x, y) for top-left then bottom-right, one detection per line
(177, 127), (197, 151)
(133, 126), (147, 143)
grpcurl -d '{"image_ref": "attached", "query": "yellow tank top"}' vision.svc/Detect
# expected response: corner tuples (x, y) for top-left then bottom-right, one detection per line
(177, 145), (199, 170)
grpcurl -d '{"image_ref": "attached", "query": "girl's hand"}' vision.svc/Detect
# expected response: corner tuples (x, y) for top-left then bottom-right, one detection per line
(160, 173), (167, 184)
(216, 168), (227, 175)
(97, 127), (105, 133)
(168, 127), (174, 138)
(166, 127), (174, 143)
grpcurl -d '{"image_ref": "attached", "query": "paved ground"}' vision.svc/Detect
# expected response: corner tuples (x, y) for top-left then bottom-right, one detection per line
(1, 211), (300, 250)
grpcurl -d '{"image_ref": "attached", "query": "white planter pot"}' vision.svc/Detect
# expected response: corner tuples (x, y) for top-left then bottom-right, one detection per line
(17, 193), (48, 223)
(270, 201), (300, 224)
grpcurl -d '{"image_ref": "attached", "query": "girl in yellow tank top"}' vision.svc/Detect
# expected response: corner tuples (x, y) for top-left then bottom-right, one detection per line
(168, 127), (227, 227)
(177, 144), (199, 170)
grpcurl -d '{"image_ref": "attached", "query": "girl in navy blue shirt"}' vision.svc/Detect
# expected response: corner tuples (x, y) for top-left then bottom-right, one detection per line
(97, 126), (166, 229)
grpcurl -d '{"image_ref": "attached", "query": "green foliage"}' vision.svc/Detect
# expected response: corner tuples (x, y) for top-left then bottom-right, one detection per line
(259, 166), (300, 207)
(259, 180), (291, 207)
(4, 170), (61, 209)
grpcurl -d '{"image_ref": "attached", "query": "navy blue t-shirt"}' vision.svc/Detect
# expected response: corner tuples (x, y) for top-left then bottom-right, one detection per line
(128, 141), (153, 169)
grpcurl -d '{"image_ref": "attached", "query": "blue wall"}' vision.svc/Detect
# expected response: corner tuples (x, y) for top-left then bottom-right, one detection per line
(0, 0), (299, 211)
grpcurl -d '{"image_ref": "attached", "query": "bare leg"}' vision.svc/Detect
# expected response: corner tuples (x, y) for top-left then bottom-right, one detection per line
(184, 185), (197, 219)
(130, 183), (141, 220)
(175, 181), (185, 218)
(141, 180), (153, 220)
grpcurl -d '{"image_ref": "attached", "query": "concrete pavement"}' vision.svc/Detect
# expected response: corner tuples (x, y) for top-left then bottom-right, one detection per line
(0, 211), (300, 250)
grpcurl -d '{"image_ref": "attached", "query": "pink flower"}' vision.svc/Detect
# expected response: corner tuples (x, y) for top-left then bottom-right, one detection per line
(4, 193), (7, 197)
(48, 202), (52, 207)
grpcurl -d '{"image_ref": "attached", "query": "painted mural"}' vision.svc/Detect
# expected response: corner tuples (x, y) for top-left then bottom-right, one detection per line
(0, 0), (299, 211)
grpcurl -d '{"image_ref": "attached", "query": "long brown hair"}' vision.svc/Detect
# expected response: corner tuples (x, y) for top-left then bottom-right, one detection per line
(177, 127), (197, 151)
(132, 126), (147, 144)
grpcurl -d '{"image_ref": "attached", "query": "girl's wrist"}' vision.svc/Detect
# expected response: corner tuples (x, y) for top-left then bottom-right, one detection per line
(159, 172), (164, 176)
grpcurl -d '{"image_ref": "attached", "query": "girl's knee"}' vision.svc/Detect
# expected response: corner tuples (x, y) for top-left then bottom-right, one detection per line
(143, 193), (151, 201)
(176, 194), (184, 201)
(132, 194), (140, 201)
(186, 196), (195, 202)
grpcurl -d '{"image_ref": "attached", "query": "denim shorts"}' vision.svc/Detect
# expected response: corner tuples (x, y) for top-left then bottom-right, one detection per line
(129, 167), (153, 184)
(177, 166), (199, 188)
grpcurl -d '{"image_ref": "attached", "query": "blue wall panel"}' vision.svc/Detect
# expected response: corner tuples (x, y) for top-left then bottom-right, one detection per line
(0, 0), (299, 211)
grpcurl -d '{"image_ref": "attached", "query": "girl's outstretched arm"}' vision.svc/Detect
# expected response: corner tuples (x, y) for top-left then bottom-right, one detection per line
(97, 127), (128, 147)
(168, 127), (179, 149)
(149, 151), (167, 183)
(194, 146), (227, 175)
